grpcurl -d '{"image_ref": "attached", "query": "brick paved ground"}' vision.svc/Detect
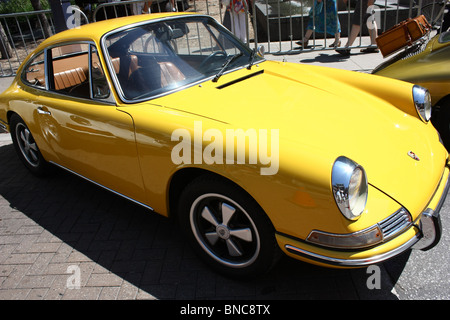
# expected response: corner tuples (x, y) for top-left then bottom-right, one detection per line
(0, 131), (398, 300)
(1, 130), (448, 301)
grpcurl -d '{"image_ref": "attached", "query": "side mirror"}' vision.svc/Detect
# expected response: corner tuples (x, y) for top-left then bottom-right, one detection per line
(257, 45), (265, 57)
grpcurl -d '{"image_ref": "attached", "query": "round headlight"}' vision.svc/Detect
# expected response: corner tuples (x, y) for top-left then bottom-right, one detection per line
(412, 85), (432, 122)
(331, 156), (368, 221)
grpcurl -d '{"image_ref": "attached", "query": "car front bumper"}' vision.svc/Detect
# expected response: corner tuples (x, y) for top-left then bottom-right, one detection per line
(278, 165), (449, 268)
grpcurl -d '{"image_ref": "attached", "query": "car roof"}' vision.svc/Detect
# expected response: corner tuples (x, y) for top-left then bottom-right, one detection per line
(37, 12), (197, 48)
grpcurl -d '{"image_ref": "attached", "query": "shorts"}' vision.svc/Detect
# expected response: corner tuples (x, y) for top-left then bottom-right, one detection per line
(352, 0), (369, 26)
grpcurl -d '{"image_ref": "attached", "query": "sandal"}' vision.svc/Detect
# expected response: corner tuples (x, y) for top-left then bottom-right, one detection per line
(329, 41), (341, 48)
(295, 39), (309, 48)
(336, 48), (350, 56)
(360, 47), (379, 53)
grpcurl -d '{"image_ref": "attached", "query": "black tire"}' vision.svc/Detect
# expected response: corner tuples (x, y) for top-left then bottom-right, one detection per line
(178, 175), (281, 278)
(10, 114), (49, 176)
(432, 97), (450, 152)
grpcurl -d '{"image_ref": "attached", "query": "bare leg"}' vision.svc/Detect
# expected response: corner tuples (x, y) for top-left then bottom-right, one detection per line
(297, 29), (313, 47)
(345, 24), (361, 48)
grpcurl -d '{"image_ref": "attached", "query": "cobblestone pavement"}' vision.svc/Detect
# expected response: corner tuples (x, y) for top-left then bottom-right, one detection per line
(1, 131), (449, 301)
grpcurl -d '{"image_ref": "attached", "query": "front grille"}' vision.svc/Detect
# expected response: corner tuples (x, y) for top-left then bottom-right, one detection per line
(378, 208), (412, 241)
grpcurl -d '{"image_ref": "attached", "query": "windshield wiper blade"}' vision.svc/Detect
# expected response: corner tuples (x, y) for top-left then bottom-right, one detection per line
(247, 48), (256, 70)
(212, 52), (243, 83)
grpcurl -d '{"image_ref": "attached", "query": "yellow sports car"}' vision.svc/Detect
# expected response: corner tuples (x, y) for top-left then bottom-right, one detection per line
(373, 31), (450, 151)
(0, 13), (448, 278)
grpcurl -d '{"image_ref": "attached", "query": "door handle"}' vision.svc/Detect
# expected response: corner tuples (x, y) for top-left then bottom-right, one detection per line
(37, 106), (51, 115)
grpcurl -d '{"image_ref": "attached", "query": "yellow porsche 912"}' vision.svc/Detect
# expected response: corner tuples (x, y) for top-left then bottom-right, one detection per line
(0, 13), (448, 277)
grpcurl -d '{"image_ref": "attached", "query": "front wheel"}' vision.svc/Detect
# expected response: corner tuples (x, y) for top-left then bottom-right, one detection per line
(178, 176), (281, 278)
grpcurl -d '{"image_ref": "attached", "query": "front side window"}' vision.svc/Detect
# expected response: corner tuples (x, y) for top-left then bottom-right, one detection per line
(103, 16), (262, 101)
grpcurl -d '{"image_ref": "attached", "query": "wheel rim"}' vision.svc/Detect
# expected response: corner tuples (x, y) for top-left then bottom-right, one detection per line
(189, 193), (260, 268)
(15, 123), (40, 168)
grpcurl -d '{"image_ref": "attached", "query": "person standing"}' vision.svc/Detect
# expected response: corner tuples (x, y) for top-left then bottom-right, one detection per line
(336, 0), (379, 55)
(131, 1), (152, 14)
(297, 0), (341, 48)
(221, 0), (248, 43)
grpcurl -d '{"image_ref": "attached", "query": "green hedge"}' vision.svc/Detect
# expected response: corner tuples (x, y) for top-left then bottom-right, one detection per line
(0, 0), (50, 15)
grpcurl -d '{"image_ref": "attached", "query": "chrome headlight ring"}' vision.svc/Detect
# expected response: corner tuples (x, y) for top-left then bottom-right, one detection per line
(331, 156), (368, 221)
(413, 85), (432, 122)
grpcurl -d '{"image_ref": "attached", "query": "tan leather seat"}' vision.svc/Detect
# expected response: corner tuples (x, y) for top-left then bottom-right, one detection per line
(111, 55), (139, 78)
(159, 62), (185, 86)
(54, 67), (86, 91)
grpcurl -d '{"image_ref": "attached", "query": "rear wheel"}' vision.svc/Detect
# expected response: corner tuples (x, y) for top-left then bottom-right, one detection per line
(178, 176), (281, 278)
(10, 114), (48, 176)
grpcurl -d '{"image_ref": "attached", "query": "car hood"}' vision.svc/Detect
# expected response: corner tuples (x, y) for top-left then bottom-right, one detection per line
(148, 61), (447, 214)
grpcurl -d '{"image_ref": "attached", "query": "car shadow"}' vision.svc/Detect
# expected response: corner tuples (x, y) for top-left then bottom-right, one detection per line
(299, 52), (351, 64)
(0, 142), (409, 299)
(299, 51), (376, 65)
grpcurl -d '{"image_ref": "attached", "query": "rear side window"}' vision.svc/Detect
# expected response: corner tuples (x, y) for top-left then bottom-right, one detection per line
(21, 42), (112, 102)
(50, 43), (90, 99)
(22, 51), (46, 89)
(47, 43), (111, 101)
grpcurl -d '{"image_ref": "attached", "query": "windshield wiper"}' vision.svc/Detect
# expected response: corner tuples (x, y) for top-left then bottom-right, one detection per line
(212, 52), (243, 83)
(247, 48), (256, 70)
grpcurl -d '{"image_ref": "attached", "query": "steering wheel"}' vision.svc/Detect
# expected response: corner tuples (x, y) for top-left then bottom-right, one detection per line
(199, 51), (227, 70)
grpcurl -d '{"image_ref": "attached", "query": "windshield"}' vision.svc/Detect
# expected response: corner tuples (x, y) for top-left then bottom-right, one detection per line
(439, 31), (450, 43)
(103, 16), (262, 102)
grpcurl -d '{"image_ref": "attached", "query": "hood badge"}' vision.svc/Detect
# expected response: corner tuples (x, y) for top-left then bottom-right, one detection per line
(407, 151), (420, 161)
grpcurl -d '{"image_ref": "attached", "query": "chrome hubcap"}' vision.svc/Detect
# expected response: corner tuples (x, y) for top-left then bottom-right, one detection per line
(16, 123), (39, 167)
(190, 194), (260, 268)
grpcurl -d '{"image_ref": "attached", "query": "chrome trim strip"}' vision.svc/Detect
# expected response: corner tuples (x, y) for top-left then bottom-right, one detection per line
(49, 161), (154, 211)
(44, 48), (50, 91)
(0, 121), (7, 130)
(285, 233), (420, 267)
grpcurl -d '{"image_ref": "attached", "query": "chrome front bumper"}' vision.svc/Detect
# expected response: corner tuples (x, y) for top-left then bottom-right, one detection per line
(412, 208), (442, 251)
(412, 177), (447, 251)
